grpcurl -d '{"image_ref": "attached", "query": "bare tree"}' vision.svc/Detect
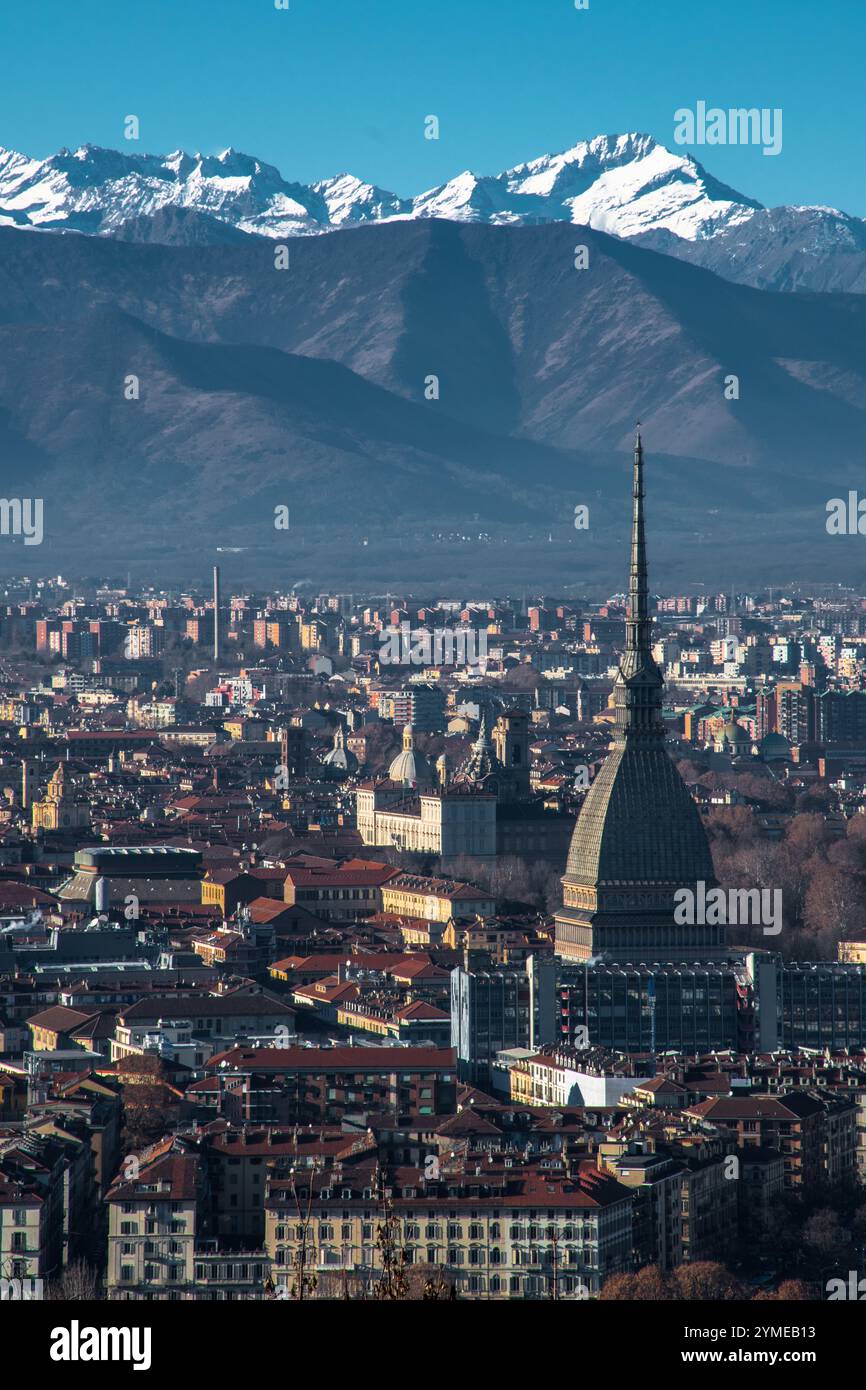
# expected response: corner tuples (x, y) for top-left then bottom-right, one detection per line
(47, 1260), (102, 1301)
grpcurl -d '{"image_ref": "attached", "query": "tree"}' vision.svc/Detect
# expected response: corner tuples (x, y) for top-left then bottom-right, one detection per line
(119, 1055), (176, 1150)
(47, 1260), (101, 1301)
(601, 1261), (745, 1301)
(801, 1208), (853, 1273)
(753, 1280), (813, 1301)
(286, 1164), (320, 1301)
(370, 1172), (410, 1300)
(671, 1262), (745, 1301)
(804, 864), (866, 957)
(600, 1265), (673, 1300)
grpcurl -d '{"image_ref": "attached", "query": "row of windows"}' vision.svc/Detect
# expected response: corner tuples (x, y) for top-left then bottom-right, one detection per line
(119, 1220), (187, 1235)
(272, 1246), (595, 1269)
(273, 1221), (597, 1241)
(119, 1240), (185, 1255)
(296, 888), (376, 901)
(194, 1263), (266, 1281)
(119, 1264), (185, 1282)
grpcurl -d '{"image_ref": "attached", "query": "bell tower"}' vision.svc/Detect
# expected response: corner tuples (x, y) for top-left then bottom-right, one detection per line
(492, 710), (530, 799)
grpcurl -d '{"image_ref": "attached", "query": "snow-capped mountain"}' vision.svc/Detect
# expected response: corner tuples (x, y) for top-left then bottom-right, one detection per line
(413, 134), (762, 239)
(3, 131), (865, 294)
(634, 203), (866, 293)
(311, 173), (411, 226)
(0, 132), (763, 242)
(0, 144), (330, 237)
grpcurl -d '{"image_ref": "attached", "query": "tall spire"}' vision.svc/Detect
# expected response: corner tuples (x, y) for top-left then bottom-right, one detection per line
(613, 425), (664, 742)
(626, 424), (649, 655)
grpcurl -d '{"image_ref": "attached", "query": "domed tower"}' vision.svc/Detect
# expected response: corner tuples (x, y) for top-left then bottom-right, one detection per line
(555, 430), (721, 963)
(388, 725), (433, 790)
(715, 715), (750, 757)
(31, 762), (88, 832)
(321, 723), (358, 779)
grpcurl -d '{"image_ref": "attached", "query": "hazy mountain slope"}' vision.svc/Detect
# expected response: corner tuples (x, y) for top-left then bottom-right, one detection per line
(634, 206), (866, 293)
(1, 219), (865, 478)
(0, 309), (615, 540)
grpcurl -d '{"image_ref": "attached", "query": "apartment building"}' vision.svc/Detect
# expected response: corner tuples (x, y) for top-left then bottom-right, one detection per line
(380, 873), (494, 923)
(264, 1157), (632, 1299)
(109, 994), (297, 1064)
(205, 1046), (458, 1126)
(0, 1133), (69, 1283)
(687, 1091), (857, 1189)
(105, 1149), (202, 1300)
(283, 861), (398, 922)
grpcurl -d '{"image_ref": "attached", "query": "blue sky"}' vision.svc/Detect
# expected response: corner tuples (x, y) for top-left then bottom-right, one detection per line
(2, 0), (860, 211)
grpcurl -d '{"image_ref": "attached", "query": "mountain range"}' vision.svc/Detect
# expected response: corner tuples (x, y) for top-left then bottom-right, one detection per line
(3, 132), (866, 294)
(0, 206), (861, 587)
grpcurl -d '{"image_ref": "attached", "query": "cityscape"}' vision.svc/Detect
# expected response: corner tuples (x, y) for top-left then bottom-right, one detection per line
(0, 0), (863, 1365)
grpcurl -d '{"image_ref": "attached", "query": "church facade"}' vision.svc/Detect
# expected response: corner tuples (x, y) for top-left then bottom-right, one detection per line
(31, 763), (89, 833)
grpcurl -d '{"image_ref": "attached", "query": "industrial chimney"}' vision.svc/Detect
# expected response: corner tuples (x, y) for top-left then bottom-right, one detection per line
(213, 564), (221, 664)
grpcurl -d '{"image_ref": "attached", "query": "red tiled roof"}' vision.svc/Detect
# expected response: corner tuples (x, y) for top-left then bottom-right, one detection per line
(26, 1005), (95, 1033)
(106, 1151), (199, 1203)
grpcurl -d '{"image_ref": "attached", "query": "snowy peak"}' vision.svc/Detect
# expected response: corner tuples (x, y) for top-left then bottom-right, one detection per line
(0, 142), (329, 236)
(406, 133), (764, 238)
(502, 133), (763, 238)
(0, 131), (839, 251)
(312, 173), (410, 225)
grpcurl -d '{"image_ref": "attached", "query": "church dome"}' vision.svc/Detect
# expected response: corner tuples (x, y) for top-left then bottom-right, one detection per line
(388, 725), (432, 789)
(321, 724), (357, 777)
(717, 716), (750, 753)
(759, 731), (791, 761)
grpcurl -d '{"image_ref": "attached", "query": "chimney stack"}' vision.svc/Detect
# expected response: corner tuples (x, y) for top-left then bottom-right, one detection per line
(213, 564), (221, 664)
